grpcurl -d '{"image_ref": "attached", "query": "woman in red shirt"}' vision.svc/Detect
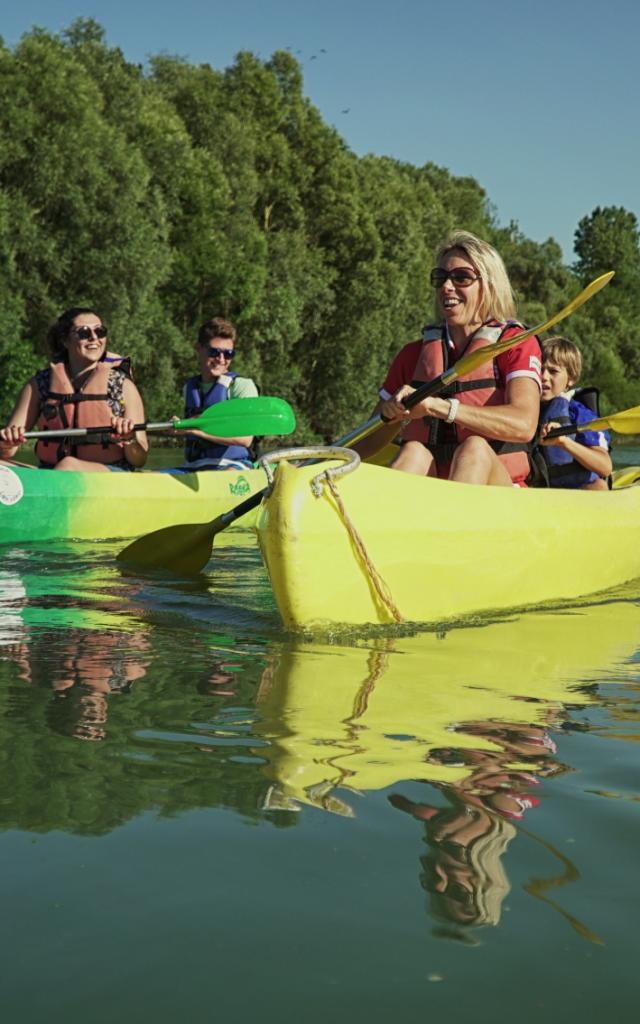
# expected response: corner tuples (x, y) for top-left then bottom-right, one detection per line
(366, 231), (541, 486)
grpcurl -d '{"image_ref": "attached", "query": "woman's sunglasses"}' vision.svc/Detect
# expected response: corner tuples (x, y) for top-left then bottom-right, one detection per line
(430, 268), (481, 288)
(206, 346), (234, 360)
(74, 325), (108, 340)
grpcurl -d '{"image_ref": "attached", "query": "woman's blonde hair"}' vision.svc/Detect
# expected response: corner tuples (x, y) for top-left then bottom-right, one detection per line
(426, 810), (516, 929)
(434, 230), (517, 324)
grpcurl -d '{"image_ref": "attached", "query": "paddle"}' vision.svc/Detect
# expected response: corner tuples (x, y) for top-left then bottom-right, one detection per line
(117, 271), (613, 574)
(545, 405), (640, 439)
(23, 397), (296, 441)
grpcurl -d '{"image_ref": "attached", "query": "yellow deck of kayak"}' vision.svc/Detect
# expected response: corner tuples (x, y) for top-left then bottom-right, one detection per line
(256, 459), (640, 629)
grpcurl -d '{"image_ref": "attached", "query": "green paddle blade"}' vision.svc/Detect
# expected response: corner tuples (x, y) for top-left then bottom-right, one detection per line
(174, 397), (296, 437)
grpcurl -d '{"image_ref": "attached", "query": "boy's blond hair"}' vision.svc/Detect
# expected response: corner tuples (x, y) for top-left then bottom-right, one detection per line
(542, 336), (582, 386)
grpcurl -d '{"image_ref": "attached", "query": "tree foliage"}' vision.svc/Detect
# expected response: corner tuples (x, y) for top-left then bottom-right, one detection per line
(1, 19), (638, 434)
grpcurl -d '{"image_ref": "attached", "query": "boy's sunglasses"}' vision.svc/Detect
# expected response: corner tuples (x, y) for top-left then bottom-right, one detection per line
(206, 346), (234, 360)
(74, 325), (108, 340)
(430, 268), (481, 288)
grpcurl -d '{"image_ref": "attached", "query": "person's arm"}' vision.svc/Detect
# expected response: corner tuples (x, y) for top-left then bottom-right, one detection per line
(387, 376), (540, 443)
(179, 427), (254, 447)
(0, 380), (41, 458)
(350, 344), (418, 459)
(540, 422), (613, 478)
(117, 378), (148, 468)
(375, 334), (541, 443)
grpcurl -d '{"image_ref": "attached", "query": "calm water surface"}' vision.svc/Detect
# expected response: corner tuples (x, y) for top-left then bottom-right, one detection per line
(1, 450), (640, 1022)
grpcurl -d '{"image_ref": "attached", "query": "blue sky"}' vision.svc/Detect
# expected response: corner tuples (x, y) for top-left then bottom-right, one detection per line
(2, 0), (638, 262)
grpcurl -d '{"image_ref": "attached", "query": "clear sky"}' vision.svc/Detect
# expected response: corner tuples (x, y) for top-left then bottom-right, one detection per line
(2, 0), (638, 262)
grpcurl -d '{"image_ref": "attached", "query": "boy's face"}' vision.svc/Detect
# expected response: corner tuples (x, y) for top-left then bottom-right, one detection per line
(541, 359), (573, 400)
(195, 336), (235, 383)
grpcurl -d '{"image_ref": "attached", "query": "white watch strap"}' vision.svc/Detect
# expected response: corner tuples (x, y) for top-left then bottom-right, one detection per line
(446, 398), (460, 424)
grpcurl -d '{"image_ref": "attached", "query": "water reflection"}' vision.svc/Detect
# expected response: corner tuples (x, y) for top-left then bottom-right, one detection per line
(0, 556), (152, 741)
(45, 632), (152, 741)
(2, 540), (640, 948)
(256, 601), (640, 936)
(388, 717), (563, 936)
(0, 552), (272, 834)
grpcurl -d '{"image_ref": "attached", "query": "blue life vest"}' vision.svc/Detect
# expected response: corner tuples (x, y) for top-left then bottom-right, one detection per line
(539, 393), (609, 489)
(183, 373), (252, 468)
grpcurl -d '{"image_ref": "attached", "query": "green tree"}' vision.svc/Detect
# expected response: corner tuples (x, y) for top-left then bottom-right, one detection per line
(574, 206), (640, 301)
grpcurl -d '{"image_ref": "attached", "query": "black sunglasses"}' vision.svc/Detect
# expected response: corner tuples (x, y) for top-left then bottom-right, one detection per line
(206, 346), (234, 360)
(74, 325), (108, 340)
(430, 268), (481, 288)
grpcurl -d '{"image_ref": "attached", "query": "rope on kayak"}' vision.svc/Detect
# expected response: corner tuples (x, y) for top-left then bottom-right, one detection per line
(322, 474), (404, 623)
(258, 445), (404, 623)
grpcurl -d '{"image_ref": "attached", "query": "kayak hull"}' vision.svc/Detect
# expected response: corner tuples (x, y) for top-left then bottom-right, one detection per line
(0, 464), (265, 543)
(256, 460), (640, 629)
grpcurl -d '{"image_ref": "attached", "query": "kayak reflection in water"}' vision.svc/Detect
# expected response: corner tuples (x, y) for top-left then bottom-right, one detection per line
(389, 719), (565, 937)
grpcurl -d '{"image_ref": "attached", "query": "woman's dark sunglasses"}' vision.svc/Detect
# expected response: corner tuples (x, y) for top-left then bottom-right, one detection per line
(206, 346), (234, 360)
(74, 325), (108, 340)
(430, 268), (481, 288)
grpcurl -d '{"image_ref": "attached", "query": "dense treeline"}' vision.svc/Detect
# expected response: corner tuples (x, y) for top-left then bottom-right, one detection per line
(1, 18), (639, 439)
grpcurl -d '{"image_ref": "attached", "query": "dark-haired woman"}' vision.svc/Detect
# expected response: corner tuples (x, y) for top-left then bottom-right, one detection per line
(0, 308), (148, 471)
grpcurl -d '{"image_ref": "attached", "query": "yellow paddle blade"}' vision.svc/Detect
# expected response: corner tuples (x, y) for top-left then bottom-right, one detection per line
(612, 466), (640, 489)
(547, 405), (640, 441)
(588, 406), (640, 435)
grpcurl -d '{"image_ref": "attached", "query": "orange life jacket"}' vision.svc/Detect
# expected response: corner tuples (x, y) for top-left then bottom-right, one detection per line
(34, 357), (130, 466)
(402, 321), (531, 483)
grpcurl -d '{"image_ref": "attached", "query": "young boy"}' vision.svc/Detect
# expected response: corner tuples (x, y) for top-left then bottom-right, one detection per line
(539, 336), (612, 490)
(176, 317), (259, 471)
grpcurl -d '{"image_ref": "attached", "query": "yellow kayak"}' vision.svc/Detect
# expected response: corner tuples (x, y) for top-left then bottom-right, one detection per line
(256, 450), (640, 629)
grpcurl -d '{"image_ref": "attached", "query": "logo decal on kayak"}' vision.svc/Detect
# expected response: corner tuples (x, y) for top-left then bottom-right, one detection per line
(0, 466), (24, 506)
(229, 475), (251, 497)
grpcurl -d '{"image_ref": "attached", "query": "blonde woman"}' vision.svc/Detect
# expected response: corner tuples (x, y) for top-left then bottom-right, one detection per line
(370, 231), (542, 486)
